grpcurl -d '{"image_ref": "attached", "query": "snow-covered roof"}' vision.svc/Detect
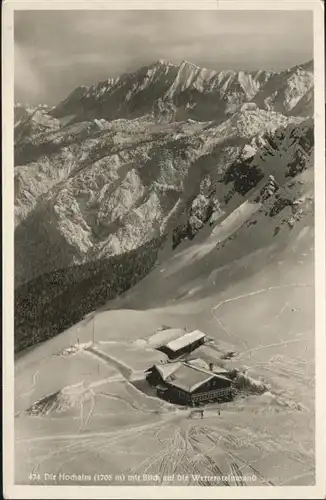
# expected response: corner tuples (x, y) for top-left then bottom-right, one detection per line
(165, 330), (206, 352)
(166, 364), (214, 392)
(183, 363), (231, 384)
(155, 362), (182, 381)
(151, 360), (231, 394)
(186, 358), (229, 374)
(186, 358), (210, 370)
(148, 328), (186, 348)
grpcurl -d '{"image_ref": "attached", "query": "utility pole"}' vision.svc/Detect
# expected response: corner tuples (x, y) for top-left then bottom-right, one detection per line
(92, 317), (95, 345)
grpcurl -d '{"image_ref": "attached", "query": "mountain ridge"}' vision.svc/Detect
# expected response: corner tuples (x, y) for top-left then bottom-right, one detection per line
(14, 57), (314, 352)
(48, 58), (313, 124)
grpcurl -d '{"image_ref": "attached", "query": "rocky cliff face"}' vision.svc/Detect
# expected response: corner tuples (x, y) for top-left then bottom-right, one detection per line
(15, 108), (310, 285)
(14, 58), (314, 351)
(253, 60), (314, 116)
(49, 59), (313, 124)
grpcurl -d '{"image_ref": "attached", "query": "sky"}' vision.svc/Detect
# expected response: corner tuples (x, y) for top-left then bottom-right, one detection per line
(14, 10), (313, 106)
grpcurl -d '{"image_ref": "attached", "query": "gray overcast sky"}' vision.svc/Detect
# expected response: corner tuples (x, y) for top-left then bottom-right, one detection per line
(14, 10), (313, 106)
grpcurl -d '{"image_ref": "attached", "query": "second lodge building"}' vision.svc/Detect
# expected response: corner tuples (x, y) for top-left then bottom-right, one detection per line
(156, 329), (206, 359)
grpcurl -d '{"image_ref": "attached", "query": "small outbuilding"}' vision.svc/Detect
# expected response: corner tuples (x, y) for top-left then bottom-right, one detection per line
(156, 329), (206, 359)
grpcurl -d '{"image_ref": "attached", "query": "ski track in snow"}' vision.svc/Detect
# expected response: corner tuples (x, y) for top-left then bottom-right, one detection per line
(18, 415), (176, 444)
(16, 262), (314, 484)
(211, 283), (312, 350)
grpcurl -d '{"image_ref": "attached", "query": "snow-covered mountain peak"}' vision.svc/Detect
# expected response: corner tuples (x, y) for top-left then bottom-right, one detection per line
(157, 58), (173, 66)
(179, 59), (200, 69)
(48, 58), (313, 124)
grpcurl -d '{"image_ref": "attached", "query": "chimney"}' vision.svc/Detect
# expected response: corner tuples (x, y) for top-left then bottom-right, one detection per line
(209, 363), (214, 372)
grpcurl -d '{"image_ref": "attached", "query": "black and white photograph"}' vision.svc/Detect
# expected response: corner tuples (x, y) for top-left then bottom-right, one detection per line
(2, 1), (325, 498)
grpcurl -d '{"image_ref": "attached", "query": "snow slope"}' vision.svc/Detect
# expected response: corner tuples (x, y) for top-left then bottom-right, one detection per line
(14, 56), (315, 486)
(15, 162), (314, 486)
